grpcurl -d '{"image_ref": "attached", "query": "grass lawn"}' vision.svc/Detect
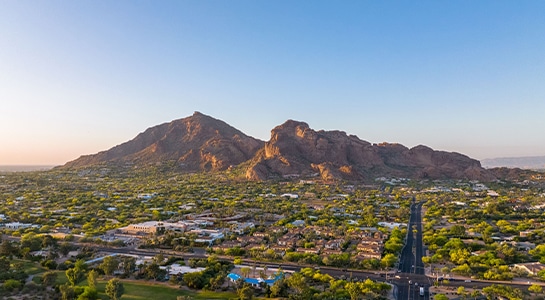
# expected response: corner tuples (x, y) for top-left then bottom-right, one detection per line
(32, 273), (239, 300)
(13, 259), (46, 275)
(93, 280), (238, 300)
(28, 265), (242, 300)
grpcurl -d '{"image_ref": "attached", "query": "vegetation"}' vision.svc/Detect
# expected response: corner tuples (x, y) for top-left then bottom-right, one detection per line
(0, 165), (544, 298)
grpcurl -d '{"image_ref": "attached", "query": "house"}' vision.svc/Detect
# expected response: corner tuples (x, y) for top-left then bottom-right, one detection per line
(508, 241), (536, 252)
(354, 251), (382, 260)
(277, 236), (298, 247)
(137, 193), (156, 200)
(270, 245), (291, 255)
(359, 237), (383, 246)
(190, 229), (224, 245)
(296, 247), (320, 254)
(212, 241), (242, 251)
(253, 232), (269, 238)
(161, 264), (205, 276)
(248, 243), (268, 250)
(119, 221), (186, 235)
(3, 222), (37, 230)
(520, 230), (533, 237)
(280, 193), (299, 199)
(232, 222), (255, 235)
(325, 239), (344, 249)
(237, 235), (263, 246)
(378, 221), (406, 229)
(512, 262), (545, 276)
(291, 220), (305, 227)
(321, 249), (343, 256)
(357, 243), (383, 253)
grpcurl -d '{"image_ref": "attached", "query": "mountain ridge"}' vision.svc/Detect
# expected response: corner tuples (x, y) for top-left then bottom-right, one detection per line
(481, 156), (545, 170)
(63, 112), (496, 182)
(63, 112), (264, 172)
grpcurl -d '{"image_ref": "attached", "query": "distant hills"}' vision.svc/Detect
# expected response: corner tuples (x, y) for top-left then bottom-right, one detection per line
(63, 112), (496, 182)
(481, 156), (545, 170)
(0, 165), (55, 172)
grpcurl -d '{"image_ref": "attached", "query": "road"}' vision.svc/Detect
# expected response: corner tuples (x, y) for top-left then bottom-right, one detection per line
(397, 200), (429, 300)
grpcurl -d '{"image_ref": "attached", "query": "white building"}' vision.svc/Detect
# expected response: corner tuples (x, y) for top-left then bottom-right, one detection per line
(160, 264), (205, 275)
(119, 221), (186, 235)
(281, 193), (299, 199)
(3, 222), (37, 230)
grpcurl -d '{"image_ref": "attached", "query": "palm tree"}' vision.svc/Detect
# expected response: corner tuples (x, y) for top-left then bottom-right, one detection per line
(241, 267), (251, 278)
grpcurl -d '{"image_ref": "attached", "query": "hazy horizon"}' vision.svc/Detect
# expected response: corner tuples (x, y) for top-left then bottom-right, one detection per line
(1, 1), (544, 165)
(0, 165), (56, 172)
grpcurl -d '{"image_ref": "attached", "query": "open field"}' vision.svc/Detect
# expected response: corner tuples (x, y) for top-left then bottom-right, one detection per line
(15, 259), (47, 275)
(33, 270), (239, 300)
(95, 281), (238, 300)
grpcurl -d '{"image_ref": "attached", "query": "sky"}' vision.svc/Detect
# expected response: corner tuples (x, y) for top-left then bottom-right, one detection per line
(1, 1), (544, 165)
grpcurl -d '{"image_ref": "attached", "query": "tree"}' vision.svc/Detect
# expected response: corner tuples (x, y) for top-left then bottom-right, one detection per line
(100, 255), (120, 276)
(286, 272), (312, 299)
(449, 225), (466, 237)
(60, 284), (75, 300)
(346, 282), (362, 300)
(381, 253), (397, 268)
(209, 273), (225, 291)
(66, 259), (88, 285)
(237, 282), (254, 300)
(153, 253), (165, 265)
(42, 271), (58, 288)
(42, 234), (58, 249)
(529, 284), (542, 294)
(78, 286), (99, 300)
(105, 278), (125, 300)
(183, 271), (206, 289)
(0, 240), (16, 257)
(121, 256), (136, 276)
(470, 290), (481, 300)
(240, 267), (251, 278)
(88, 269), (99, 289)
(270, 276), (288, 298)
(457, 286), (467, 299)
(59, 242), (72, 257)
(3, 279), (22, 292)
(434, 294), (449, 300)
(66, 267), (84, 286)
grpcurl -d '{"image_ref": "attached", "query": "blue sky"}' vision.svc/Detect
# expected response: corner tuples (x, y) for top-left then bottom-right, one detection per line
(1, 1), (544, 165)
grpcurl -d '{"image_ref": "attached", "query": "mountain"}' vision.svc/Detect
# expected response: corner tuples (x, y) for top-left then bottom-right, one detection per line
(63, 112), (264, 171)
(481, 156), (545, 170)
(245, 120), (494, 181)
(62, 113), (495, 182)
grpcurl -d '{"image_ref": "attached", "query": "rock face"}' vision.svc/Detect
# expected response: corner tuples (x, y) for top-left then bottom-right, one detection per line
(245, 120), (495, 181)
(245, 120), (384, 181)
(63, 112), (264, 171)
(63, 113), (495, 182)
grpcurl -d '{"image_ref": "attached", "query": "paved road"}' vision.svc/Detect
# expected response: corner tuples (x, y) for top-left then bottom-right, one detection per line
(397, 201), (429, 300)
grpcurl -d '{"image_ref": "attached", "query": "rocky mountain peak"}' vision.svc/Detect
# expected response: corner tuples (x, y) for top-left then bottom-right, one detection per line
(62, 113), (495, 183)
(63, 113), (264, 171)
